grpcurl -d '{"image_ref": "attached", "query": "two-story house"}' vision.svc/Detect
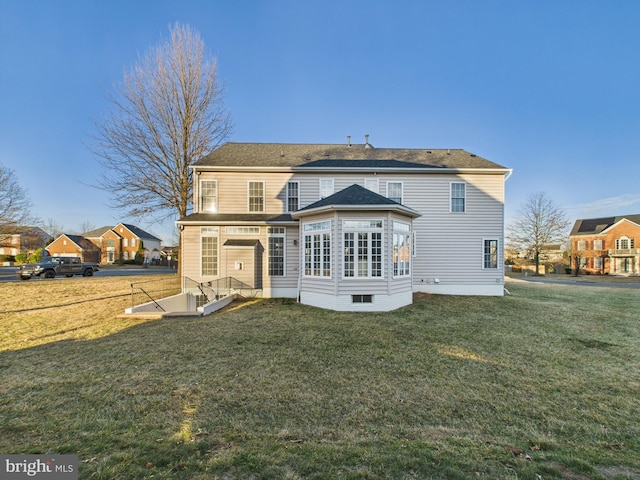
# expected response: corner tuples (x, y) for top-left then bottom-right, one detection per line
(48, 223), (162, 264)
(570, 214), (640, 275)
(177, 141), (512, 311)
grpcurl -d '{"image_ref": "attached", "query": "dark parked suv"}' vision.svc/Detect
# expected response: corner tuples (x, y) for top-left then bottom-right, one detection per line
(17, 256), (99, 280)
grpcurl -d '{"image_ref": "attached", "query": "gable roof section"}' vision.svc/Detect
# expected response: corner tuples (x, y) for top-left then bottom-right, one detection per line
(118, 223), (162, 242)
(194, 142), (508, 171)
(82, 226), (114, 238)
(51, 234), (101, 253)
(292, 184), (421, 219)
(570, 214), (640, 236)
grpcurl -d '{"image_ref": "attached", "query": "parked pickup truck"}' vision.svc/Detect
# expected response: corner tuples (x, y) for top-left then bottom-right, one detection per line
(16, 256), (99, 280)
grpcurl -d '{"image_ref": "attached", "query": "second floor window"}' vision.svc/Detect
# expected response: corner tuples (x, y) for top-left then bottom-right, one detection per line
(320, 179), (334, 199)
(616, 237), (635, 250)
(200, 180), (218, 213)
(387, 182), (403, 203)
(451, 182), (466, 213)
(287, 181), (299, 212)
(249, 181), (264, 212)
(593, 239), (603, 250)
(364, 178), (379, 193)
(577, 240), (587, 250)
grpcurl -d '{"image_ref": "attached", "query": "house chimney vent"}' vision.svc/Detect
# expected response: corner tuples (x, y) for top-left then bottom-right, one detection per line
(364, 134), (372, 148)
(347, 135), (351, 146)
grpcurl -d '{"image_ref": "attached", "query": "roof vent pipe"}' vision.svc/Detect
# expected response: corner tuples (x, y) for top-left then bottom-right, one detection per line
(365, 134), (369, 145)
(347, 135), (351, 146)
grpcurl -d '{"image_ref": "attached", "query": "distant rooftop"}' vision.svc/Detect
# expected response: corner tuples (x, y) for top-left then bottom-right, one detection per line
(570, 214), (640, 236)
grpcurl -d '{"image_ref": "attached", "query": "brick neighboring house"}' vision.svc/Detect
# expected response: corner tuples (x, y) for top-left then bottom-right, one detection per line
(569, 214), (640, 275)
(46, 234), (102, 263)
(48, 223), (162, 264)
(177, 141), (512, 311)
(0, 226), (51, 257)
(85, 223), (162, 264)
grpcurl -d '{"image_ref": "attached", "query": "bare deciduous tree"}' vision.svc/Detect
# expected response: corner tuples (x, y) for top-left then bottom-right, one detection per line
(0, 163), (32, 228)
(507, 192), (570, 275)
(92, 23), (233, 222)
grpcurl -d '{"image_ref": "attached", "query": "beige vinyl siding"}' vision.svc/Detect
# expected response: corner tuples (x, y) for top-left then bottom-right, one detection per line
(408, 173), (505, 287)
(190, 169), (505, 297)
(181, 226), (206, 281)
(197, 172), (293, 214)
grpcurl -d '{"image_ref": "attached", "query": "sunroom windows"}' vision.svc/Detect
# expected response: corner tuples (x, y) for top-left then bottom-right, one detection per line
(343, 220), (383, 278)
(303, 221), (331, 277)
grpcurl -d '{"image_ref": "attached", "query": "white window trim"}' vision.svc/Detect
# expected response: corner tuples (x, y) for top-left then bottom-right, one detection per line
(392, 221), (411, 278)
(303, 221), (332, 278)
(450, 182), (466, 213)
(386, 181), (404, 204)
(248, 181), (265, 213)
(482, 238), (500, 270)
(287, 181), (300, 213)
(342, 219), (384, 279)
(226, 226), (261, 235)
(268, 227), (286, 277)
(199, 179), (218, 213)
(201, 227), (219, 277)
(364, 178), (379, 193)
(319, 178), (334, 199)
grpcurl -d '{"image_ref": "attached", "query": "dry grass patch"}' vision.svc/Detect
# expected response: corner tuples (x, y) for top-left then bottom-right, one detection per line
(0, 274), (178, 351)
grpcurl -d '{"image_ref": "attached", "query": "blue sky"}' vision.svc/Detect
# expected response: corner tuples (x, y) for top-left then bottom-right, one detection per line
(1, 0), (639, 244)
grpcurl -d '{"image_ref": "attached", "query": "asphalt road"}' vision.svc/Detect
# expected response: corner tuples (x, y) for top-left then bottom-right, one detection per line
(0, 266), (177, 283)
(508, 275), (640, 289)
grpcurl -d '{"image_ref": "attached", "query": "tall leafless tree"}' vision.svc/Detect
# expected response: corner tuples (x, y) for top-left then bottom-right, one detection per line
(0, 163), (32, 228)
(92, 23), (233, 222)
(507, 192), (570, 275)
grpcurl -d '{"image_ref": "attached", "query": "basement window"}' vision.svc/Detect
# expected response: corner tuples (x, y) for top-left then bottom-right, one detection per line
(352, 294), (373, 304)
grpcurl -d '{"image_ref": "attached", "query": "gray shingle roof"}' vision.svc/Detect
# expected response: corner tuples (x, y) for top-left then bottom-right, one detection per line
(194, 142), (507, 170)
(293, 184), (421, 218)
(570, 214), (640, 236)
(300, 184), (400, 211)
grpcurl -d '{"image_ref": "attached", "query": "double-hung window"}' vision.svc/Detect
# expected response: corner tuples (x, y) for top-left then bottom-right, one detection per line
(320, 179), (334, 199)
(387, 182), (403, 204)
(483, 239), (498, 269)
(248, 181), (265, 212)
(343, 220), (383, 278)
(268, 227), (285, 276)
(200, 180), (218, 213)
(201, 227), (219, 276)
(287, 181), (299, 212)
(303, 221), (331, 277)
(451, 182), (466, 213)
(393, 222), (411, 277)
(364, 178), (379, 193)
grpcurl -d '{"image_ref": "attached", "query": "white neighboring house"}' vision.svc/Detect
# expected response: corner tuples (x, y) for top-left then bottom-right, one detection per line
(177, 141), (512, 311)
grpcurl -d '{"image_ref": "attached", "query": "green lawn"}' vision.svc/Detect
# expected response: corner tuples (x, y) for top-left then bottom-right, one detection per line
(1, 277), (639, 479)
